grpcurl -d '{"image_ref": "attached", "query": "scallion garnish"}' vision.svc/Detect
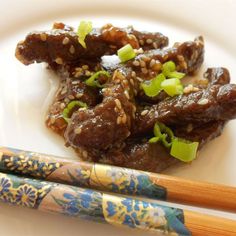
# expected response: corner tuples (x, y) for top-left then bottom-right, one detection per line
(117, 44), (136, 62)
(77, 21), (93, 48)
(63, 100), (88, 122)
(141, 73), (165, 97)
(149, 122), (199, 162)
(85, 70), (110, 88)
(161, 78), (183, 97)
(170, 138), (199, 162)
(162, 61), (176, 76)
(167, 71), (185, 79)
(141, 60), (186, 98)
(150, 122), (174, 148)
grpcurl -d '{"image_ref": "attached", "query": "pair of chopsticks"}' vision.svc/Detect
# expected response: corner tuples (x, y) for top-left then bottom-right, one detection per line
(0, 146), (236, 235)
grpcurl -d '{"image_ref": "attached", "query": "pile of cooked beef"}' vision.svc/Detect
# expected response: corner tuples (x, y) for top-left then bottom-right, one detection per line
(15, 22), (236, 172)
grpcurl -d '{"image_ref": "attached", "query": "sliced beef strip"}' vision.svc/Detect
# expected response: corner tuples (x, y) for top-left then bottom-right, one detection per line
(15, 23), (168, 66)
(134, 83), (236, 135)
(64, 68), (137, 155)
(46, 78), (101, 135)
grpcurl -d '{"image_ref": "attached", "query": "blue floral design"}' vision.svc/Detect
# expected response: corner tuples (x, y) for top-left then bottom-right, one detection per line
(0, 177), (11, 195)
(63, 193), (80, 216)
(106, 201), (117, 217)
(123, 212), (140, 228)
(15, 184), (37, 207)
(80, 190), (93, 209)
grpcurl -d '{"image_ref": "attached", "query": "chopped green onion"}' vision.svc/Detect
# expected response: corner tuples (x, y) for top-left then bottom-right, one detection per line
(150, 122), (199, 162)
(170, 138), (199, 162)
(149, 122), (174, 148)
(117, 44), (136, 62)
(63, 100), (88, 122)
(149, 137), (160, 143)
(141, 73), (165, 97)
(161, 78), (183, 97)
(162, 61), (176, 76)
(85, 71), (110, 88)
(77, 21), (93, 48)
(167, 71), (185, 79)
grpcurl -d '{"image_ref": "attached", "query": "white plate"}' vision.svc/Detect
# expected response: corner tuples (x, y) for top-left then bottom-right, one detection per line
(0, 0), (236, 235)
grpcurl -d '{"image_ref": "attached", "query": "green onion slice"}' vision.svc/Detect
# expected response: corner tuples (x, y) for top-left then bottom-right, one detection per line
(85, 71), (110, 88)
(63, 100), (88, 122)
(161, 78), (183, 97)
(117, 44), (136, 62)
(141, 73), (165, 97)
(162, 61), (176, 76)
(149, 122), (174, 148)
(77, 21), (93, 48)
(170, 138), (199, 162)
(167, 71), (185, 79)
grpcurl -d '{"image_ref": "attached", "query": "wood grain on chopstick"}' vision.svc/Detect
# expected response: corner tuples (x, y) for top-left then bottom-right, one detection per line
(184, 210), (236, 236)
(1, 146), (236, 213)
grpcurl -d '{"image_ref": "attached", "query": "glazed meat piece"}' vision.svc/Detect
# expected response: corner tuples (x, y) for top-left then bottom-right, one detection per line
(103, 36), (204, 77)
(46, 78), (100, 135)
(65, 69), (137, 155)
(174, 121), (225, 148)
(134, 83), (236, 135)
(15, 24), (168, 66)
(100, 139), (177, 172)
(203, 67), (230, 86)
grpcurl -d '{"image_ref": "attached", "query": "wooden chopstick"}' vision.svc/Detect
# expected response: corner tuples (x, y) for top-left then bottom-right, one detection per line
(0, 171), (236, 235)
(0, 146), (236, 213)
(184, 211), (236, 236)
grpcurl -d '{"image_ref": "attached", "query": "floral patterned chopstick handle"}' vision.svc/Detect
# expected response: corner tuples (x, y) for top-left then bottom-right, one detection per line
(0, 146), (167, 200)
(0, 172), (190, 235)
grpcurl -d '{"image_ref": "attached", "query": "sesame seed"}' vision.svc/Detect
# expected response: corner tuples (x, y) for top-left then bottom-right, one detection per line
(146, 38), (153, 44)
(140, 60), (146, 68)
(72, 81), (79, 85)
(141, 68), (148, 74)
(55, 57), (63, 65)
(121, 114), (127, 124)
(82, 65), (89, 70)
(79, 107), (87, 111)
(60, 103), (66, 109)
(62, 37), (70, 45)
(115, 99), (122, 110)
(132, 60), (140, 66)
(183, 84), (194, 94)
(132, 105), (137, 113)
(198, 98), (209, 105)
(152, 42), (158, 49)
(61, 87), (67, 95)
(85, 70), (91, 76)
(139, 39), (144, 46)
(149, 59), (156, 68)
(124, 90), (130, 99)
(136, 77), (143, 82)
(75, 127), (82, 134)
(131, 71), (136, 78)
(117, 116), (122, 125)
(40, 33), (47, 41)
(76, 93), (83, 98)
(141, 110), (149, 116)
(69, 45), (75, 54)
(68, 95), (75, 100)
(193, 87), (200, 92)
(64, 98), (70, 103)
(130, 78), (134, 86)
